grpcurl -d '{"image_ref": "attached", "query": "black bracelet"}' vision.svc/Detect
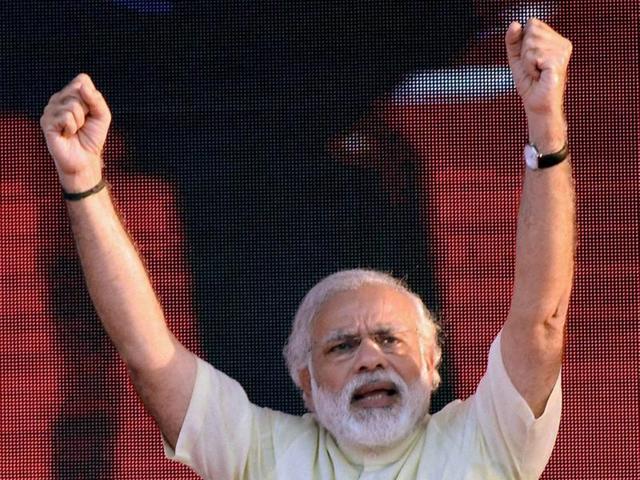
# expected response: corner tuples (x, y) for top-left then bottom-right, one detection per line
(62, 178), (108, 201)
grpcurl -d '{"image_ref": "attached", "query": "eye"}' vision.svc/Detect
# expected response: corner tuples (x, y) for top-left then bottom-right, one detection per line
(376, 334), (399, 348)
(329, 343), (350, 353)
(328, 338), (359, 354)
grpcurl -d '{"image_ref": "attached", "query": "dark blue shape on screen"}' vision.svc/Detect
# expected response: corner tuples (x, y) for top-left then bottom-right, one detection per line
(111, 0), (173, 14)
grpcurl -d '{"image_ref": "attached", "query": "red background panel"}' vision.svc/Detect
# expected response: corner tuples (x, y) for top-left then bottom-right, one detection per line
(1, 116), (199, 478)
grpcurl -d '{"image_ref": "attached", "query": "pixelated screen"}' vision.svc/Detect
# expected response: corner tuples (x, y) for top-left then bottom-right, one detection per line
(1, 1), (637, 478)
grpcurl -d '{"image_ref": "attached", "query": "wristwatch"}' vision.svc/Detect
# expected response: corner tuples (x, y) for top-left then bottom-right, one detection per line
(524, 142), (569, 170)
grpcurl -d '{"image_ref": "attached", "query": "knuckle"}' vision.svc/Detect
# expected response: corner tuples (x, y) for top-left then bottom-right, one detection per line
(60, 95), (76, 106)
(522, 36), (535, 50)
(71, 103), (84, 120)
(75, 73), (91, 83)
(51, 109), (62, 121)
(524, 49), (538, 62)
(62, 111), (75, 123)
(525, 17), (539, 30)
(48, 92), (60, 105)
(64, 81), (82, 96)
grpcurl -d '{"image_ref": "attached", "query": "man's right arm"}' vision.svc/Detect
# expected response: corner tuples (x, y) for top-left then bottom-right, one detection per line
(41, 73), (196, 449)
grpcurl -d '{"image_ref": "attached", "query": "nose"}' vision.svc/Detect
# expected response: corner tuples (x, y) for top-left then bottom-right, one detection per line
(354, 337), (388, 373)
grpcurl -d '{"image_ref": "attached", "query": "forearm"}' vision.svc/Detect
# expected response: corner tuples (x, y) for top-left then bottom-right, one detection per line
(500, 115), (575, 416)
(66, 187), (180, 372)
(509, 113), (575, 328)
(510, 158), (575, 327)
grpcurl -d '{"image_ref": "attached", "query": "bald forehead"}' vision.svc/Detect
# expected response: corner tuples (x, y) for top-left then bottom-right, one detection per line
(312, 283), (421, 337)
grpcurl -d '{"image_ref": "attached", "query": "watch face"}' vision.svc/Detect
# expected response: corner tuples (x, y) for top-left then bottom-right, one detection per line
(524, 143), (539, 170)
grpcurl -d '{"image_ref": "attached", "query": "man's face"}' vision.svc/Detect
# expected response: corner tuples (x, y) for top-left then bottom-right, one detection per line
(300, 283), (433, 450)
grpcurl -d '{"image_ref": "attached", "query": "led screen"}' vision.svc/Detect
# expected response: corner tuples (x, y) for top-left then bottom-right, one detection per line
(1, 2), (637, 478)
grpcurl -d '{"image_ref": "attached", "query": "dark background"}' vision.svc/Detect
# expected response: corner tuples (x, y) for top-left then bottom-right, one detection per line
(1, 1), (637, 478)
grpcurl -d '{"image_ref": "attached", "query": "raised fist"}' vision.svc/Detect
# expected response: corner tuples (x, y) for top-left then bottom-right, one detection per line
(40, 73), (111, 193)
(506, 18), (572, 118)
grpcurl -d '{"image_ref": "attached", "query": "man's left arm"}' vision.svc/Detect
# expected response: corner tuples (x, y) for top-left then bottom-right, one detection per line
(501, 19), (575, 417)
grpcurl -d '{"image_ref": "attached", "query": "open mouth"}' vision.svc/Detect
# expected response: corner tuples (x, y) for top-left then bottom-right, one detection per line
(351, 381), (399, 404)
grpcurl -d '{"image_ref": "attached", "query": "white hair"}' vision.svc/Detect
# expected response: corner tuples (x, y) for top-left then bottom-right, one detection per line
(283, 269), (441, 397)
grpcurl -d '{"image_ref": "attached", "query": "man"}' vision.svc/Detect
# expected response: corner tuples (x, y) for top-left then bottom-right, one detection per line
(40, 18), (574, 479)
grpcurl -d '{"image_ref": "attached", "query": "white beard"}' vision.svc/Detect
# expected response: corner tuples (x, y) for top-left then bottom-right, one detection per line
(310, 367), (432, 453)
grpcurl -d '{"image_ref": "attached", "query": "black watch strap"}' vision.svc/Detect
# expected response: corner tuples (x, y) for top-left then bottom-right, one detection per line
(538, 143), (570, 169)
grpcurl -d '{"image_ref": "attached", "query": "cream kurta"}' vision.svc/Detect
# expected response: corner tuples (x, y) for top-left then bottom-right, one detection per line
(165, 333), (561, 479)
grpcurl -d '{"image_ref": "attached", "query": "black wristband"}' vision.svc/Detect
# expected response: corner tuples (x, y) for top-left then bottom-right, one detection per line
(62, 178), (108, 201)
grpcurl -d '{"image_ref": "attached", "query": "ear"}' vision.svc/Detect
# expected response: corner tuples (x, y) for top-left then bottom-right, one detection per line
(426, 351), (435, 372)
(422, 350), (435, 383)
(299, 367), (315, 412)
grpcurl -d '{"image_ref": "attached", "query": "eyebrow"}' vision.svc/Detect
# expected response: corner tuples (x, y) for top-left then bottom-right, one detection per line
(319, 325), (404, 345)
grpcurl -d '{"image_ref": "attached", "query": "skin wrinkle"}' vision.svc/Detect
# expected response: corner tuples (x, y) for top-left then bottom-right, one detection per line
(311, 286), (423, 383)
(319, 324), (413, 355)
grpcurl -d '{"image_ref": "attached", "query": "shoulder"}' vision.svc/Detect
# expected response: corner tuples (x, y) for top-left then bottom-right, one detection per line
(423, 332), (562, 478)
(426, 397), (476, 452)
(172, 357), (320, 478)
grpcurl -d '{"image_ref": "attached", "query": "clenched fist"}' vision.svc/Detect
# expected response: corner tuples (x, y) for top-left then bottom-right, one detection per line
(506, 19), (572, 152)
(40, 73), (111, 193)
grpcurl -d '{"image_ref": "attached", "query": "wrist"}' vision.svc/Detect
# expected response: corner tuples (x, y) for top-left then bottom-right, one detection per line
(58, 168), (103, 194)
(526, 110), (567, 155)
(63, 178), (108, 201)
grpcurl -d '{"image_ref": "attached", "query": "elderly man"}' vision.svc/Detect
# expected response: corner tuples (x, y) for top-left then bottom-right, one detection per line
(41, 18), (573, 479)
